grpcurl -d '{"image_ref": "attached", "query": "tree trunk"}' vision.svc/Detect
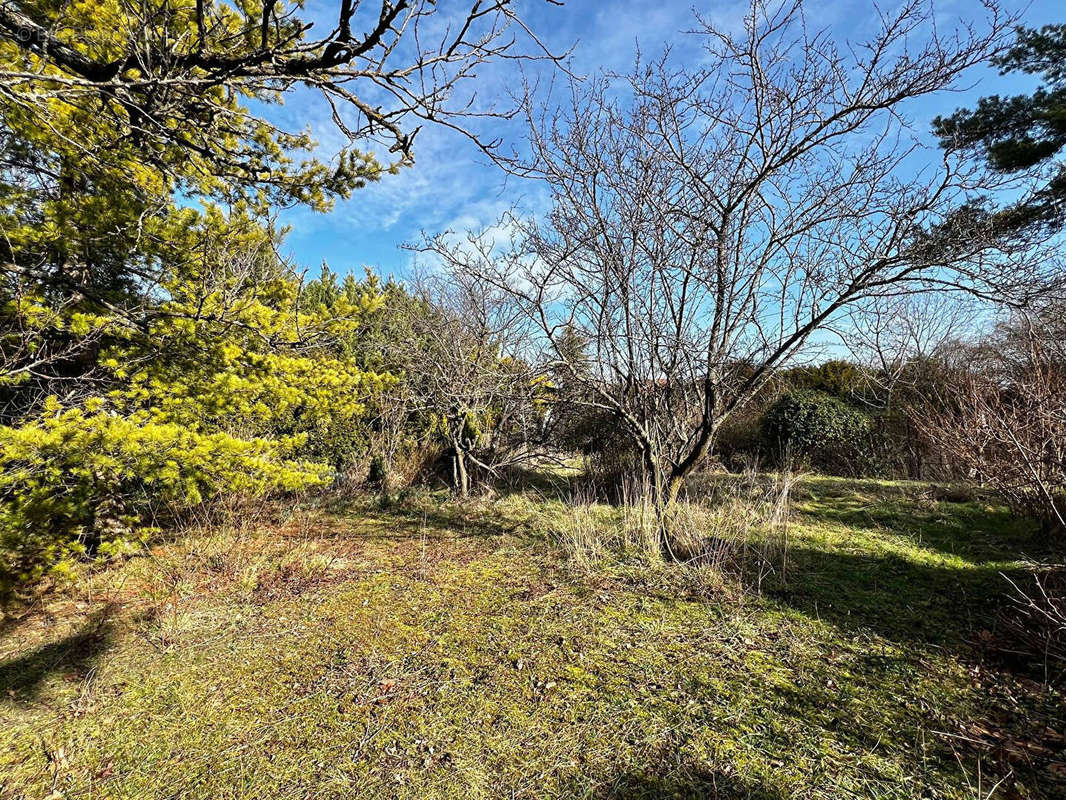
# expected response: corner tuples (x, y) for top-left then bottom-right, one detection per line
(453, 445), (470, 497)
(640, 447), (664, 506)
(665, 473), (685, 507)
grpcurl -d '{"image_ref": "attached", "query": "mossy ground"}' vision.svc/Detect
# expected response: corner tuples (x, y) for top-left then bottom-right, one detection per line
(1, 477), (1063, 799)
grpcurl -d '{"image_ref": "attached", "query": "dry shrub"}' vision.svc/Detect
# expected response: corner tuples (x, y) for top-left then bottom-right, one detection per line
(999, 565), (1066, 685)
(579, 444), (645, 504)
(918, 306), (1066, 537)
(383, 441), (444, 492)
(665, 470), (794, 584)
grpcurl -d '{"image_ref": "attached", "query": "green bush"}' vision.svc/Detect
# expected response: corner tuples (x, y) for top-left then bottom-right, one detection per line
(0, 402), (331, 598)
(0, 266), (390, 599)
(778, 359), (867, 399)
(761, 390), (874, 476)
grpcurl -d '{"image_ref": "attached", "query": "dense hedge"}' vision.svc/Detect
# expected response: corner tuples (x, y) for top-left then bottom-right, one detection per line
(761, 390), (874, 475)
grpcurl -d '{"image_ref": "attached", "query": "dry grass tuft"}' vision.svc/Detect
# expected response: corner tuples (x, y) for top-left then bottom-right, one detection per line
(554, 469), (796, 591)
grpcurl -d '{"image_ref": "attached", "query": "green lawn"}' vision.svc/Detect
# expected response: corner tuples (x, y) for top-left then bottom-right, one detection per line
(1, 478), (1063, 799)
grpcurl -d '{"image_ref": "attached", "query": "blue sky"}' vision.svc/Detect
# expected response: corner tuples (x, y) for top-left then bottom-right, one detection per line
(271, 0), (1060, 279)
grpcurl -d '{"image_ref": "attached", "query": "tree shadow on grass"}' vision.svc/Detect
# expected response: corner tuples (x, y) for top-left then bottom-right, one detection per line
(767, 544), (1026, 645)
(302, 503), (529, 547)
(0, 603), (115, 702)
(493, 463), (577, 501)
(795, 496), (1044, 563)
(404, 504), (533, 538)
(552, 740), (789, 800)
(595, 770), (786, 800)
(360, 505), (526, 541)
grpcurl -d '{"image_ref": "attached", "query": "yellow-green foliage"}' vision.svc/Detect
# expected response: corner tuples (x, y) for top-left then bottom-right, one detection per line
(0, 0), (402, 599)
(0, 293), (111, 386)
(0, 268), (390, 598)
(111, 273), (388, 433)
(0, 402), (329, 595)
(0, 1), (385, 217)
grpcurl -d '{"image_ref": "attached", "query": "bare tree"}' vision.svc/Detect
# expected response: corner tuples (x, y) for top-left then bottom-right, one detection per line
(920, 305), (1066, 535)
(837, 293), (983, 479)
(843, 293), (979, 405)
(424, 0), (1052, 513)
(398, 268), (541, 496)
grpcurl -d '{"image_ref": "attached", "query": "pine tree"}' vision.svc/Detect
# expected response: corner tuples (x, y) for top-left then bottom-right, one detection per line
(934, 24), (1066, 233)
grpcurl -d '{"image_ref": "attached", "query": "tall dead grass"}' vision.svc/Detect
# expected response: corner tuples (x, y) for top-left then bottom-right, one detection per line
(555, 468), (796, 591)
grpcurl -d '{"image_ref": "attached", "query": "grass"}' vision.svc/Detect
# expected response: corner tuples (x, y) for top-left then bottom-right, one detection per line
(0, 476), (1063, 799)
